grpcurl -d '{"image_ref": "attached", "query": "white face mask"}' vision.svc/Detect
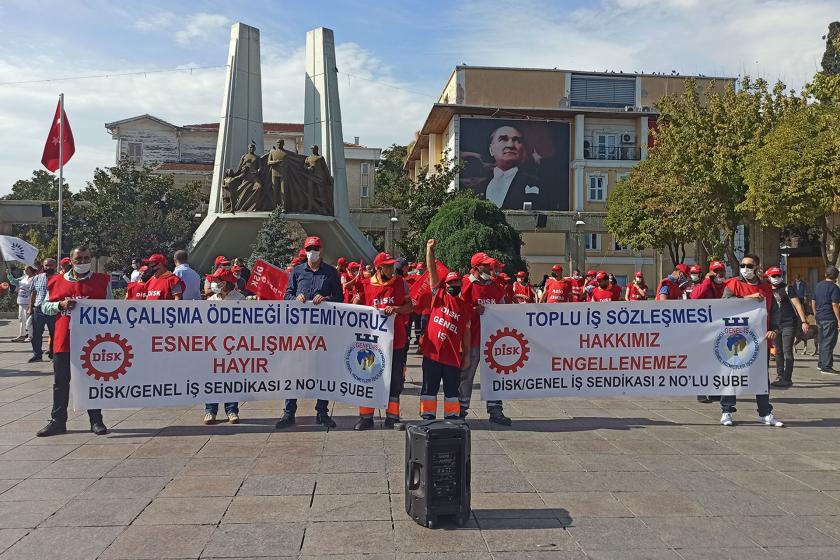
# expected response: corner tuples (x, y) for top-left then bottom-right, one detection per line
(210, 282), (222, 294)
(690, 274), (700, 282)
(740, 266), (756, 280)
(769, 277), (783, 286)
(306, 250), (320, 262)
(713, 275), (724, 284)
(73, 263), (91, 275)
(480, 272), (492, 282)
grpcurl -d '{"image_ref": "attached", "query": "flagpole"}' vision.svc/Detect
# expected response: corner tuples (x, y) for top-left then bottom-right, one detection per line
(57, 93), (64, 264)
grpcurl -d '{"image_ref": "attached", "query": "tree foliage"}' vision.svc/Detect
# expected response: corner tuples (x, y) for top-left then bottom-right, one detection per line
(373, 146), (466, 260)
(806, 21), (840, 103)
(424, 197), (524, 274)
(742, 104), (840, 265)
(248, 206), (305, 268)
(1, 170), (72, 260)
(607, 77), (802, 266)
(69, 161), (204, 270)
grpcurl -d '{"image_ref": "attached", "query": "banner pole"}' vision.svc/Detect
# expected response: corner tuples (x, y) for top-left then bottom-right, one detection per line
(57, 93), (64, 264)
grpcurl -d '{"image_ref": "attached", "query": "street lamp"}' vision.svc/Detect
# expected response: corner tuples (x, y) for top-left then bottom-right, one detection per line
(574, 216), (586, 272)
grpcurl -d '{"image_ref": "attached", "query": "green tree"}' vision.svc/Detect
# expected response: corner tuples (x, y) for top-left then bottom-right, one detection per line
(423, 197), (524, 274)
(70, 161), (204, 270)
(742, 104), (840, 266)
(1, 169), (72, 260)
(373, 147), (466, 260)
(806, 21), (840, 103)
(248, 207), (306, 268)
(611, 77), (802, 266)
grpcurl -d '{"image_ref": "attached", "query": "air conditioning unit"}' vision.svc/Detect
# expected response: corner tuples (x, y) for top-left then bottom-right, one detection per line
(624, 105), (634, 112)
(621, 133), (633, 144)
(642, 106), (652, 112)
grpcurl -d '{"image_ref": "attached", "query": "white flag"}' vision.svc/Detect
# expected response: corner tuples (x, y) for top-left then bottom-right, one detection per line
(0, 236), (38, 266)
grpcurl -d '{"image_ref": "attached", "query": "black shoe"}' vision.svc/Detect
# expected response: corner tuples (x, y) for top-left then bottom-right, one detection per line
(36, 420), (66, 437)
(27, 356), (43, 363)
(90, 421), (108, 435)
(47, 352), (54, 360)
(488, 411), (512, 426)
(697, 396), (713, 403)
(354, 417), (374, 431)
(384, 417), (403, 430)
(770, 378), (793, 388)
(275, 414), (295, 429)
(316, 413), (336, 428)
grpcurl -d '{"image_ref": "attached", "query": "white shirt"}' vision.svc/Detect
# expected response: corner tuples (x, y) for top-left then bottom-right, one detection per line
(130, 269), (141, 282)
(208, 290), (245, 301)
(485, 166), (518, 208)
(15, 276), (32, 305)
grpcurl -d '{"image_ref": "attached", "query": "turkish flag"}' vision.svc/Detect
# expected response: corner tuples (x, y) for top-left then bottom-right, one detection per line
(41, 99), (75, 172)
(247, 259), (289, 300)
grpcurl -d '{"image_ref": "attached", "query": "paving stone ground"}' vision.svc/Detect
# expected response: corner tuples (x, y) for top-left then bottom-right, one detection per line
(0, 319), (839, 559)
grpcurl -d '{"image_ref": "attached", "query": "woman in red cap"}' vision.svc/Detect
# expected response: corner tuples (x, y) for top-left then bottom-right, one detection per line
(765, 266), (810, 388)
(203, 267), (244, 425)
(419, 239), (471, 421)
(683, 264), (703, 298)
(513, 271), (536, 303)
(625, 271), (648, 301)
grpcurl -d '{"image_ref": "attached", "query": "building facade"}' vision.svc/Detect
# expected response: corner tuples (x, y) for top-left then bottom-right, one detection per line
(104, 115), (381, 210)
(406, 66), (736, 283)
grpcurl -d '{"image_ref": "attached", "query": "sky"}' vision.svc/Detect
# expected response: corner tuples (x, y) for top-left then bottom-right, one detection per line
(0, 0), (836, 195)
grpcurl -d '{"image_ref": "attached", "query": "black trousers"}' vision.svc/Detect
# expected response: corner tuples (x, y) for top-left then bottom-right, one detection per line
(52, 352), (102, 425)
(31, 308), (55, 358)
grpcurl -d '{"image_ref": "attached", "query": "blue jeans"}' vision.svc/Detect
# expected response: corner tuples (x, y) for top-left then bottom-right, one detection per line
(205, 402), (238, 414)
(31, 308), (55, 359)
(284, 399), (328, 416)
(817, 320), (838, 371)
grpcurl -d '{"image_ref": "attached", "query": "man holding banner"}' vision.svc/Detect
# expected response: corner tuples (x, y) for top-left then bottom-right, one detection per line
(275, 236), (342, 429)
(37, 246), (110, 437)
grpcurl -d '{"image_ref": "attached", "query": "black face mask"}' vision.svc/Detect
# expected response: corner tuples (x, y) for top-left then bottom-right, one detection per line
(140, 269), (154, 282)
(380, 273), (391, 282)
(44, 268), (56, 275)
(446, 285), (461, 296)
(599, 281), (609, 289)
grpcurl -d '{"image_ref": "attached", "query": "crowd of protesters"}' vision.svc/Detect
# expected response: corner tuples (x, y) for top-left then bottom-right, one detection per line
(6, 238), (840, 438)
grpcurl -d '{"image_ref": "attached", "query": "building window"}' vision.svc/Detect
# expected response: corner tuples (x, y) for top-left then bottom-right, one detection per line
(613, 239), (629, 252)
(613, 275), (628, 287)
(617, 172), (629, 183)
(596, 134), (617, 159)
(588, 175), (606, 202)
(126, 142), (142, 165)
(570, 74), (636, 108)
(585, 233), (601, 251)
(360, 162), (371, 198)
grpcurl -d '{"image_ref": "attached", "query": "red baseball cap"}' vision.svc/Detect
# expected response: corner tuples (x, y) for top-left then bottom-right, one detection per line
(348, 262), (360, 270)
(144, 253), (166, 266)
(470, 252), (494, 268)
(586, 269), (596, 277)
(445, 272), (461, 283)
(690, 264), (702, 274)
(373, 252), (397, 267)
(675, 263), (690, 274)
(214, 255), (230, 267)
(709, 260), (726, 271)
(336, 257), (347, 266)
(60, 257), (71, 265)
(304, 236), (322, 249)
(634, 271), (643, 278)
(206, 267), (237, 284)
(499, 272), (509, 281)
(551, 264), (563, 272)
(595, 270), (608, 280)
(516, 271), (526, 278)
(491, 259), (504, 269)
(297, 249), (307, 259)
(765, 266), (782, 277)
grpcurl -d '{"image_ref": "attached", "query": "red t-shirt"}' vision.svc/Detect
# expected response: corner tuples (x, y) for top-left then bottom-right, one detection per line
(591, 285), (622, 302)
(544, 277), (572, 303)
(513, 281), (535, 303)
(359, 275), (409, 350)
(566, 277), (585, 302)
(724, 277), (774, 328)
(144, 271), (184, 300)
(126, 281), (148, 300)
(48, 272), (111, 354)
(691, 277), (725, 300)
(462, 275), (506, 348)
(626, 283), (648, 301)
(421, 288), (471, 368)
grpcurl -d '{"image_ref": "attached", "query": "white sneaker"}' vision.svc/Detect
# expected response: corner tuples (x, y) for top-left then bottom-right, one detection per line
(720, 412), (733, 426)
(203, 412), (216, 425)
(227, 412), (239, 424)
(760, 413), (784, 427)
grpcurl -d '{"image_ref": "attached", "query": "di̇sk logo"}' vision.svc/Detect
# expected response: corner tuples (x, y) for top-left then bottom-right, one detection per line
(80, 333), (133, 381)
(484, 327), (530, 374)
(713, 316), (760, 369)
(345, 333), (385, 383)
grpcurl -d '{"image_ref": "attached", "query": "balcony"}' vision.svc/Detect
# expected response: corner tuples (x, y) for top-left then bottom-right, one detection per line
(583, 145), (641, 161)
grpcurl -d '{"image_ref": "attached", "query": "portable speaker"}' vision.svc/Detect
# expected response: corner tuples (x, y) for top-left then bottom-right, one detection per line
(405, 419), (471, 528)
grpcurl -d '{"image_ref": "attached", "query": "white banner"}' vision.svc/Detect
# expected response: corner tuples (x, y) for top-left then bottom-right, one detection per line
(70, 300), (393, 409)
(480, 299), (769, 400)
(0, 235), (38, 266)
